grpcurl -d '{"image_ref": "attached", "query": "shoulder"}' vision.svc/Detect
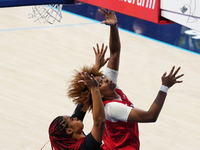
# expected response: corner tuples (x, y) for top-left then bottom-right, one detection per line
(104, 102), (132, 122)
(104, 101), (131, 112)
(104, 101), (124, 109)
(81, 133), (101, 150)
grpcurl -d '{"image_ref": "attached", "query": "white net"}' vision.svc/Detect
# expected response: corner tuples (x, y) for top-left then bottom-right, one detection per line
(28, 4), (63, 24)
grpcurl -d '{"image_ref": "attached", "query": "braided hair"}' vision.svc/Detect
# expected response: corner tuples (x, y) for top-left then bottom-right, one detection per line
(49, 116), (85, 150)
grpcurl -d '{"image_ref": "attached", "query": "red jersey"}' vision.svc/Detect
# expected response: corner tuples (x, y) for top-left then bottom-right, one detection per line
(102, 89), (140, 150)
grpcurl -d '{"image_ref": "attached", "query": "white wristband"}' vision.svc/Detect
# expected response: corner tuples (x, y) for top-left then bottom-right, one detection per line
(160, 85), (169, 93)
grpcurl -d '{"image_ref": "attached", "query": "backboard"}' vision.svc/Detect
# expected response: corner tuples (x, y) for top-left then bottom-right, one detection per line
(161, 0), (200, 32)
(0, 0), (75, 7)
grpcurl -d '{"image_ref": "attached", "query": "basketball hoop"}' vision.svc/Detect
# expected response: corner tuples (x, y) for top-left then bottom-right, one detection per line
(28, 4), (63, 24)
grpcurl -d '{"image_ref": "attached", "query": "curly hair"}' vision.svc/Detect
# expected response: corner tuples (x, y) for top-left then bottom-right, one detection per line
(67, 65), (103, 112)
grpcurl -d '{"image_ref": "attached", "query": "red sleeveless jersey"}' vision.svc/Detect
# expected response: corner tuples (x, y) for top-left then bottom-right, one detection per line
(102, 89), (140, 150)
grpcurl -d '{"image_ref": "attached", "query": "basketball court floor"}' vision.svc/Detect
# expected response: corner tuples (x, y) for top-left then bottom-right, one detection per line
(0, 6), (200, 150)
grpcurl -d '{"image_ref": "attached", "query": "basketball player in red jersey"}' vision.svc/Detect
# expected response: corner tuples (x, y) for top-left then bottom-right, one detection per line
(68, 8), (184, 150)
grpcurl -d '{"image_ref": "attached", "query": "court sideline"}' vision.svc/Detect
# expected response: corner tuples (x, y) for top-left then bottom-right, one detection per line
(0, 6), (200, 150)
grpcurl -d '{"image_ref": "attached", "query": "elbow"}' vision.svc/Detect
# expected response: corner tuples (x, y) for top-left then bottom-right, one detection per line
(94, 117), (106, 129)
(146, 110), (159, 122)
(149, 117), (157, 122)
(147, 114), (158, 122)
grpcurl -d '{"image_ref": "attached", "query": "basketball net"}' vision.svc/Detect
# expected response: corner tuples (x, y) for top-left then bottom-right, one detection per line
(28, 4), (63, 24)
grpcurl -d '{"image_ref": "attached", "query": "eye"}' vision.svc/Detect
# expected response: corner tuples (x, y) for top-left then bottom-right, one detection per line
(99, 80), (102, 86)
(101, 76), (105, 79)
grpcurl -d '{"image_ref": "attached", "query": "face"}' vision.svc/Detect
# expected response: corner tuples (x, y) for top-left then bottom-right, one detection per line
(95, 76), (116, 97)
(63, 116), (84, 134)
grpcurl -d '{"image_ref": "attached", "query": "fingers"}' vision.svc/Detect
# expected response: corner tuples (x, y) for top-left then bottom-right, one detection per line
(99, 8), (113, 15)
(94, 43), (108, 55)
(174, 73), (184, 84)
(90, 74), (96, 82)
(169, 66), (175, 75)
(78, 72), (91, 85)
(169, 66), (183, 80)
(175, 80), (183, 83)
(98, 9), (104, 16)
(169, 66), (181, 77)
(102, 45), (108, 56)
(173, 66), (181, 77)
(98, 8), (114, 18)
(96, 44), (100, 54)
(102, 57), (110, 67)
(100, 43), (104, 54)
(162, 72), (167, 77)
(78, 72), (90, 81)
(81, 72), (91, 79)
(100, 8), (108, 14)
(101, 20), (106, 24)
(78, 72), (95, 82)
(175, 74), (184, 81)
(166, 66), (182, 77)
(105, 57), (110, 64)
(93, 44), (100, 55)
(78, 72), (99, 89)
(173, 74), (184, 85)
(93, 47), (97, 55)
(78, 80), (85, 84)
(78, 72), (86, 84)
(98, 8), (106, 17)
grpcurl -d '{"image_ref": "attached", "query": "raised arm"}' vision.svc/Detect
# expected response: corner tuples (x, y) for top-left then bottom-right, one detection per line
(71, 44), (109, 122)
(98, 8), (121, 71)
(71, 103), (86, 122)
(78, 72), (105, 143)
(127, 66), (184, 123)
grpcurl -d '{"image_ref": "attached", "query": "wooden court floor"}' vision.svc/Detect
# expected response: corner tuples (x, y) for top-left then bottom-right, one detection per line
(0, 6), (200, 150)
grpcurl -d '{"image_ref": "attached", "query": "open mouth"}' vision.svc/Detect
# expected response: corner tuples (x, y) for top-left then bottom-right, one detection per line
(110, 80), (115, 85)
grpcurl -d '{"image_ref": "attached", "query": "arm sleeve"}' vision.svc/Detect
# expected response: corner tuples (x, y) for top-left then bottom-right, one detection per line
(104, 102), (132, 122)
(104, 67), (120, 89)
(71, 103), (86, 122)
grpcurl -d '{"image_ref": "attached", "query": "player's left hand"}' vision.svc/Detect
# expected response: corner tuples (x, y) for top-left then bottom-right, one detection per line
(161, 66), (184, 88)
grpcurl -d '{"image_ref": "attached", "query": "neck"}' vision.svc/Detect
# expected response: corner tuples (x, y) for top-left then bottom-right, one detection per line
(72, 132), (85, 140)
(103, 91), (119, 100)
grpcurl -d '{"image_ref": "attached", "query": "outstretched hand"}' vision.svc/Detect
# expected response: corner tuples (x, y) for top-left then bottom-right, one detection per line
(162, 66), (184, 88)
(93, 43), (110, 70)
(98, 8), (117, 26)
(78, 72), (99, 91)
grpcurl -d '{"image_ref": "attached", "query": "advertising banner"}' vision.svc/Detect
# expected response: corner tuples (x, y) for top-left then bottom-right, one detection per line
(79, 0), (171, 24)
